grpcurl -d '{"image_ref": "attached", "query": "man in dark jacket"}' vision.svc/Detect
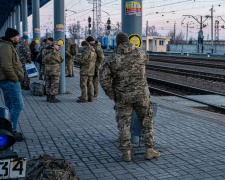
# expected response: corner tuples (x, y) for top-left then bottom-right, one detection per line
(0, 28), (25, 141)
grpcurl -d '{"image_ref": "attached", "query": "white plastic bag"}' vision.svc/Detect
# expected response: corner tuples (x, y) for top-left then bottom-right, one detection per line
(25, 62), (39, 78)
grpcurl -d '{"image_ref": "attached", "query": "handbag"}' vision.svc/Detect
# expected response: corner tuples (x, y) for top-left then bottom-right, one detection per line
(25, 62), (39, 78)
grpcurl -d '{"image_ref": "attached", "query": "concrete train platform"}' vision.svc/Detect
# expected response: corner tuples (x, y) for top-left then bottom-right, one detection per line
(2, 68), (225, 180)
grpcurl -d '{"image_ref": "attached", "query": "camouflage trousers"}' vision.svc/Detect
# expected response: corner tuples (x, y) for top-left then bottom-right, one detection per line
(66, 58), (74, 75)
(80, 75), (94, 101)
(93, 71), (99, 97)
(115, 99), (155, 151)
(45, 75), (60, 95)
(21, 64), (30, 88)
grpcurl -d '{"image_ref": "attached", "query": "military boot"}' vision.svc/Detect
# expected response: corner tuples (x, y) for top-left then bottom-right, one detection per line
(122, 150), (132, 162)
(145, 148), (160, 160)
(50, 95), (61, 103)
(46, 95), (50, 102)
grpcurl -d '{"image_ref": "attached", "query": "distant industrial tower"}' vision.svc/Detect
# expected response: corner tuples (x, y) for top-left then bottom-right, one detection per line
(97, 0), (101, 37)
(214, 20), (219, 41)
(88, 0), (101, 38)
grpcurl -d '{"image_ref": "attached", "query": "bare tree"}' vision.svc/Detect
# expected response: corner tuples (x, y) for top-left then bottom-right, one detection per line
(147, 25), (160, 36)
(68, 23), (81, 41)
(167, 30), (185, 44)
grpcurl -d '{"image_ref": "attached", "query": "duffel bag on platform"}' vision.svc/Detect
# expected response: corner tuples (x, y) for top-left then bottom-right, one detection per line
(26, 154), (77, 180)
(30, 81), (45, 96)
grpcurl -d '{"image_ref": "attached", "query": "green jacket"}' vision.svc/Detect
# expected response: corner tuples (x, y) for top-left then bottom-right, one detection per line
(0, 37), (24, 82)
(92, 41), (104, 69)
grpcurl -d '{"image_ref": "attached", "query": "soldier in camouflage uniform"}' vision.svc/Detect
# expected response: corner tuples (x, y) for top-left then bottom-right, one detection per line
(100, 32), (160, 162)
(16, 35), (32, 90)
(44, 41), (64, 103)
(65, 38), (75, 77)
(87, 36), (104, 98)
(41, 37), (54, 80)
(38, 39), (47, 80)
(77, 41), (96, 103)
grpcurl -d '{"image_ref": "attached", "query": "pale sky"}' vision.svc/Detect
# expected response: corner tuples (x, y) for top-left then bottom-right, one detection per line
(27, 0), (225, 40)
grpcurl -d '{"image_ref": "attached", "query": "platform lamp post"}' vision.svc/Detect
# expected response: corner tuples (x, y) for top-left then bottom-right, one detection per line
(54, 0), (66, 93)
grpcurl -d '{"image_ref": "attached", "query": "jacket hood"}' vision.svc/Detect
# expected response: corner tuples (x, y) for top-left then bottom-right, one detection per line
(95, 41), (101, 47)
(115, 42), (135, 54)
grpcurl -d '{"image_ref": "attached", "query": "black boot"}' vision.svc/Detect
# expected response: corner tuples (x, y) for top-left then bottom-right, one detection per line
(47, 95), (50, 102)
(50, 95), (61, 103)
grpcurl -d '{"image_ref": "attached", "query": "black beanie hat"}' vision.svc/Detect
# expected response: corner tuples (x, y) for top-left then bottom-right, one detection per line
(47, 37), (54, 42)
(81, 41), (89, 47)
(116, 32), (129, 45)
(5, 28), (19, 39)
(87, 36), (95, 42)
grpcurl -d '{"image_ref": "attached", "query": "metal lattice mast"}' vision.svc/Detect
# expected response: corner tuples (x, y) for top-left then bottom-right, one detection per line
(97, 0), (101, 37)
(214, 20), (219, 41)
(92, 0), (97, 38)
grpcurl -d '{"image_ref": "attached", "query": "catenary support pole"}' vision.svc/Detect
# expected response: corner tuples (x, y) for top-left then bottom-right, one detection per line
(54, 0), (66, 93)
(12, 10), (15, 29)
(32, 0), (41, 72)
(9, 14), (12, 28)
(16, 3), (21, 36)
(21, 0), (28, 36)
(32, 0), (40, 50)
(122, 0), (143, 144)
(122, 0), (142, 49)
(211, 5), (214, 53)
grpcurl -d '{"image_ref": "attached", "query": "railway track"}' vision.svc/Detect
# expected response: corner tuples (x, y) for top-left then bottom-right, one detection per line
(147, 77), (225, 114)
(149, 55), (225, 70)
(146, 64), (225, 82)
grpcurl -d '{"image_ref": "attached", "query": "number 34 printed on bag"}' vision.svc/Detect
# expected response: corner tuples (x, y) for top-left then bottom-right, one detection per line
(0, 158), (26, 179)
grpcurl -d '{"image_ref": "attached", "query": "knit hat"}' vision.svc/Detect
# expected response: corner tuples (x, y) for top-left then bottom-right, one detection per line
(81, 41), (89, 47)
(47, 37), (54, 42)
(5, 28), (19, 39)
(86, 36), (94, 42)
(116, 32), (129, 45)
(22, 35), (29, 40)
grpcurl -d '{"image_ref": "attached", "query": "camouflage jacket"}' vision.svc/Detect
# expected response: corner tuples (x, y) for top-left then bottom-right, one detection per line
(92, 41), (104, 69)
(44, 47), (64, 76)
(65, 39), (74, 59)
(99, 42), (150, 103)
(78, 46), (96, 76)
(41, 44), (52, 74)
(16, 38), (31, 65)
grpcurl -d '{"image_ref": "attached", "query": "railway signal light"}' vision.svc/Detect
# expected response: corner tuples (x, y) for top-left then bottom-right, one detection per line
(107, 18), (111, 30)
(0, 106), (16, 151)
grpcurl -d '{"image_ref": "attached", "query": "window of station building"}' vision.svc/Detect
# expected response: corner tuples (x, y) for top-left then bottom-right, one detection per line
(154, 40), (157, 46)
(159, 40), (164, 46)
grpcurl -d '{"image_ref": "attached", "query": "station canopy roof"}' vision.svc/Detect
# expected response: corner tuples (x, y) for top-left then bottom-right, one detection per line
(0, 0), (51, 29)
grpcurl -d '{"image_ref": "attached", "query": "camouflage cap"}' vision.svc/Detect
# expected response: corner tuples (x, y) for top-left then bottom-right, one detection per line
(52, 41), (61, 47)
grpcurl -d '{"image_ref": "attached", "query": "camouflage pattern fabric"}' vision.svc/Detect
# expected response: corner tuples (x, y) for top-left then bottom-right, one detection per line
(30, 82), (45, 96)
(16, 38), (31, 88)
(65, 39), (75, 76)
(100, 42), (155, 150)
(41, 43), (52, 76)
(92, 41), (104, 97)
(77, 46), (96, 76)
(44, 47), (64, 76)
(26, 154), (77, 180)
(80, 75), (94, 101)
(45, 75), (60, 95)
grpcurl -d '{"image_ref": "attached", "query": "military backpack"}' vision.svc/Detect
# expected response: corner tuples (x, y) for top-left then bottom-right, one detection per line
(70, 43), (79, 56)
(26, 154), (77, 180)
(30, 81), (45, 96)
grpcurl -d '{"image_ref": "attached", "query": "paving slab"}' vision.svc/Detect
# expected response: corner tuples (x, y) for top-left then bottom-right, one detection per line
(1, 68), (225, 180)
